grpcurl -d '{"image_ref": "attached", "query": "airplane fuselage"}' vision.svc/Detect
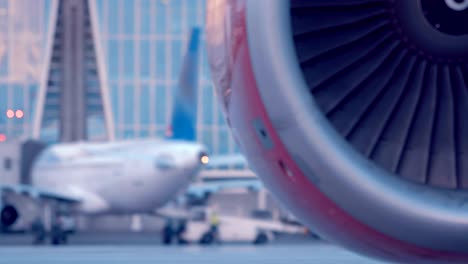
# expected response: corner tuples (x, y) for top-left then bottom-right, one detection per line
(31, 139), (207, 214)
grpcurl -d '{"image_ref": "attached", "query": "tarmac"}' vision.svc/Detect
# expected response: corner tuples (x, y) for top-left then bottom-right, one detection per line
(0, 233), (385, 264)
(0, 245), (385, 264)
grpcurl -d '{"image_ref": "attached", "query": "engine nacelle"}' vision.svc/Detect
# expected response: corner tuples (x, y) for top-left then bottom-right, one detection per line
(1, 205), (19, 228)
(206, 0), (468, 263)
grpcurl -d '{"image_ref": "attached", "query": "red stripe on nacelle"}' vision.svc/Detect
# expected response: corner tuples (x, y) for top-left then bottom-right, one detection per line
(206, 0), (468, 263)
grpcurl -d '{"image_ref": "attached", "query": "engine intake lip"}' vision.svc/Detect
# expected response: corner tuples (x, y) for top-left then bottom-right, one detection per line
(245, 0), (468, 254)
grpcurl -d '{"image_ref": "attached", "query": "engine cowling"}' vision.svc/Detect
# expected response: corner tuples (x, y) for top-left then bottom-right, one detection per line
(206, 0), (468, 263)
(1, 205), (19, 228)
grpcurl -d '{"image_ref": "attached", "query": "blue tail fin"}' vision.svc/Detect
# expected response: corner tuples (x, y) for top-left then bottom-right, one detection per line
(168, 27), (200, 141)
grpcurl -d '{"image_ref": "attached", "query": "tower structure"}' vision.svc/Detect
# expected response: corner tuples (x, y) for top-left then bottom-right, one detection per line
(33, 0), (114, 142)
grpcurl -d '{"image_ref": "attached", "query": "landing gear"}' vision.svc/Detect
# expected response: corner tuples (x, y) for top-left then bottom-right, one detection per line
(50, 220), (68, 245)
(31, 218), (46, 245)
(162, 220), (187, 245)
(175, 221), (188, 245)
(162, 223), (174, 245)
(199, 231), (215, 245)
(199, 224), (220, 245)
(48, 211), (73, 246)
(253, 232), (269, 245)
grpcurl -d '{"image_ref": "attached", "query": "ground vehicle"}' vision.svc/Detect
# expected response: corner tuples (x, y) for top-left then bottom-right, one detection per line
(180, 207), (304, 245)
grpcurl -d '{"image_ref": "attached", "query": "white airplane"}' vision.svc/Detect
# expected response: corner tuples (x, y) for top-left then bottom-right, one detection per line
(0, 28), (207, 235)
(32, 139), (207, 214)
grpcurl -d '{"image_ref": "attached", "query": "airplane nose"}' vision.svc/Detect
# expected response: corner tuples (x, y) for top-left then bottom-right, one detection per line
(199, 151), (209, 165)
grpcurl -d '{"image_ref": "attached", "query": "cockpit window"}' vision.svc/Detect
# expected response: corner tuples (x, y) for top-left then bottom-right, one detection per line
(155, 154), (176, 170)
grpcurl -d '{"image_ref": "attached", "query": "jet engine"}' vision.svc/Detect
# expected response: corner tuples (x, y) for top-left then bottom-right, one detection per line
(206, 0), (468, 263)
(1, 205), (19, 228)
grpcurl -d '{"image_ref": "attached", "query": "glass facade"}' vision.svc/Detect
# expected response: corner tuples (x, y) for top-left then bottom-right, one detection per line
(0, 0), (237, 155)
(0, 0), (52, 140)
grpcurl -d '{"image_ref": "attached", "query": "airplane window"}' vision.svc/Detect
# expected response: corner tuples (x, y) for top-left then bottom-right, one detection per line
(155, 154), (176, 170)
(4, 158), (12, 170)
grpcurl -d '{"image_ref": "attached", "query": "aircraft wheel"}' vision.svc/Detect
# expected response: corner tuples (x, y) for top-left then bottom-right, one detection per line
(162, 225), (173, 245)
(253, 233), (268, 245)
(61, 234), (68, 244)
(199, 232), (214, 245)
(51, 235), (62, 245)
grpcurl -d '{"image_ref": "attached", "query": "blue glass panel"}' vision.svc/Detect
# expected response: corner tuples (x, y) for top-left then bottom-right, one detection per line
(140, 40), (151, 79)
(140, 0), (151, 35)
(110, 83), (119, 123)
(10, 85), (23, 127)
(155, 40), (165, 80)
(201, 44), (211, 81)
(95, 0), (105, 25)
(171, 39), (182, 80)
(124, 84), (134, 125)
(218, 129), (229, 154)
(12, 84), (24, 110)
(155, 128), (165, 138)
(13, 127), (24, 137)
(0, 1), (4, 35)
(44, 0), (53, 30)
(122, 0), (134, 35)
(0, 84), (7, 125)
(123, 129), (134, 139)
(0, 52), (8, 77)
(170, 0), (182, 34)
(202, 87), (213, 125)
(107, 0), (119, 34)
(218, 108), (226, 125)
(139, 129), (149, 138)
(186, 0), (199, 27)
(0, 41), (7, 77)
(123, 40), (134, 79)
(200, 0), (206, 16)
(87, 115), (105, 141)
(140, 84), (150, 125)
(202, 129), (213, 153)
(155, 85), (166, 126)
(155, 1), (167, 35)
(29, 84), (38, 122)
(107, 39), (119, 79)
(115, 129), (122, 139)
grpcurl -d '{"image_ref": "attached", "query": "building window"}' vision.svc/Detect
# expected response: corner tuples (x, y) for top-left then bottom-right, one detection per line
(123, 40), (134, 79)
(4, 158), (12, 170)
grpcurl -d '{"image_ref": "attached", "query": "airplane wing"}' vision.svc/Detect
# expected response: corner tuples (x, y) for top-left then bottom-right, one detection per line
(0, 184), (82, 204)
(155, 206), (192, 220)
(186, 179), (264, 198)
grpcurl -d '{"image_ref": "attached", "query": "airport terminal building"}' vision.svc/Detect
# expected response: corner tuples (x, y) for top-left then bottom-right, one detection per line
(0, 0), (236, 155)
(0, 0), (263, 233)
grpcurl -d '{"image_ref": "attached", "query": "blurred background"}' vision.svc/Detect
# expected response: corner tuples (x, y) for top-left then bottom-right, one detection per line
(0, 0), (310, 244)
(0, 0), (231, 150)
